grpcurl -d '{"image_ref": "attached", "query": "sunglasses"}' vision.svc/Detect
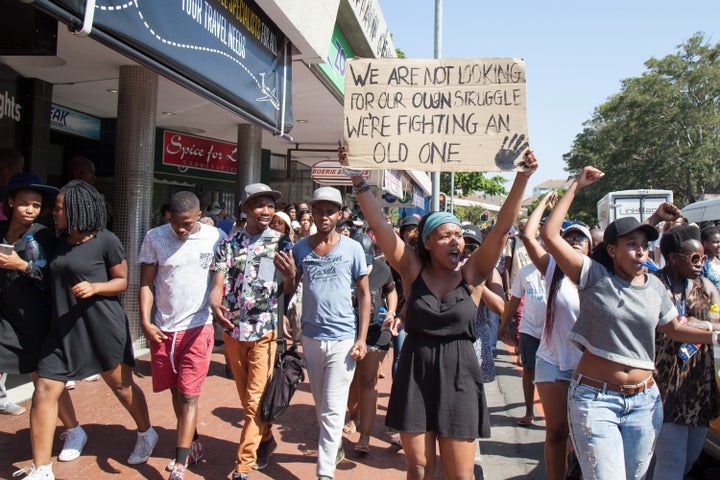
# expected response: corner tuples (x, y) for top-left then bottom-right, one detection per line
(463, 243), (479, 253)
(337, 225), (351, 231)
(676, 252), (707, 265)
(563, 235), (589, 244)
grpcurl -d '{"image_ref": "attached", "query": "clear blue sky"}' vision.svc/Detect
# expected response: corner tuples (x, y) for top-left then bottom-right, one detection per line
(380, 0), (720, 195)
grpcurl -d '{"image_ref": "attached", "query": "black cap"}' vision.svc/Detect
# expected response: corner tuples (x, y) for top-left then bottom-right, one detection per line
(604, 217), (659, 244)
(462, 225), (483, 244)
(351, 232), (375, 265)
(398, 216), (419, 230)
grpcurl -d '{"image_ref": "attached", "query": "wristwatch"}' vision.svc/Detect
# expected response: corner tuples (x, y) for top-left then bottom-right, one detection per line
(23, 262), (32, 275)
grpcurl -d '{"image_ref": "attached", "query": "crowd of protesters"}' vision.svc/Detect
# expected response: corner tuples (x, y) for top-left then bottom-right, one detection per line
(2, 143), (720, 480)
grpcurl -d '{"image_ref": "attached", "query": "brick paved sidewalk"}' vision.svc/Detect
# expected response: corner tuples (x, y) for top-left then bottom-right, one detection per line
(0, 352), (411, 480)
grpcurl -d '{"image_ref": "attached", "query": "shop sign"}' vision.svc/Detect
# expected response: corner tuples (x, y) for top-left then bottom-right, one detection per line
(0, 89), (22, 123)
(376, 189), (413, 208)
(42, 0), (293, 130)
(317, 25), (354, 95)
(412, 184), (424, 208)
(162, 130), (237, 175)
(346, 0), (395, 59)
(50, 104), (100, 140)
(383, 169), (403, 198)
(311, 159), (368, 185)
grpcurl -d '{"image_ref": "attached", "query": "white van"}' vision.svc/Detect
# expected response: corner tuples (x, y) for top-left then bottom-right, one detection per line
(596, 189), (674, 228)
(680, 197), (720, 224)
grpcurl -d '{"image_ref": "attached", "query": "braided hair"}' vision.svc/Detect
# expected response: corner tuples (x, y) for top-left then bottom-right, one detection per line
(59, 180), (106, 233)
(544, 262), (566, 338)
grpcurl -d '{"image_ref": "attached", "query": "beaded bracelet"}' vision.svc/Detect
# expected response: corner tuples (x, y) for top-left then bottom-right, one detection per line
(353, 179), (371, 194)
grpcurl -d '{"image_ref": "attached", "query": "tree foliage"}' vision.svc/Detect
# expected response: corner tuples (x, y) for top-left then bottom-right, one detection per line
(563, 33), (720, 221)
(440, 172), (508, 197)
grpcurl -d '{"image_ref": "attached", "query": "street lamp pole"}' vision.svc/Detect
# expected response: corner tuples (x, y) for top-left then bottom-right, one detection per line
(431, 0), (443, 212)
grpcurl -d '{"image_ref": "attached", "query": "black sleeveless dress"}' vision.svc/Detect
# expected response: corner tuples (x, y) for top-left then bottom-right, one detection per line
(386, 271), (491, 439)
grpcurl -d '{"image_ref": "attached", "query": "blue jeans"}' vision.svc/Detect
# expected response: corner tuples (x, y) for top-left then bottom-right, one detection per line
(651, 422), (708, 479)
(568, 377), (663, 480)
(487, 310), (499, 355)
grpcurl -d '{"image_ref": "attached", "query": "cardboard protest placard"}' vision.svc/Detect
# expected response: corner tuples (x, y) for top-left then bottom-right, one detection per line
(342, 57), (529, 172)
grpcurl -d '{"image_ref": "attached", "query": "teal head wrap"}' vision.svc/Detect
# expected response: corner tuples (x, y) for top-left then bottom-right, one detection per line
(421, 212), (462, 244)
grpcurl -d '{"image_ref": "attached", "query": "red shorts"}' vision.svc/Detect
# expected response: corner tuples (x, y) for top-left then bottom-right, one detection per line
(150, 323), (214, 396)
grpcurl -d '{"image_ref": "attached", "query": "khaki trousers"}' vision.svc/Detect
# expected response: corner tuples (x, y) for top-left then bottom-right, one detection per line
(223, 330), (277, 473)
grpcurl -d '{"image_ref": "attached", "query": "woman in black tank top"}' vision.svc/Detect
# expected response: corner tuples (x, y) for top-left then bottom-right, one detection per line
(346, 146), (538, 480)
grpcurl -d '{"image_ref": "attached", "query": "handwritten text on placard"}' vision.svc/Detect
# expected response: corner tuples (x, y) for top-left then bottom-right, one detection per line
(342, 58), (529, 172)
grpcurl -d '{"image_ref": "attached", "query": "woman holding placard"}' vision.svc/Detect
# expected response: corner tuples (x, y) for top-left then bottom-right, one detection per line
(344, 145), (538, 480)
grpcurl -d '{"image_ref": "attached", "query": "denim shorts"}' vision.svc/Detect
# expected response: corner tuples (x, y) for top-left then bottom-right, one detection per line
(519, 333), (540, 369)
(534, 356), (573, 383)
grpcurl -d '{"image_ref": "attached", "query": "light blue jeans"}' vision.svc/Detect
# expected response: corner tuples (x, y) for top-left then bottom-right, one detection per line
(568, 377), (663, 480)
(302, 336), (356, 478)
(651, 422), (708, 479)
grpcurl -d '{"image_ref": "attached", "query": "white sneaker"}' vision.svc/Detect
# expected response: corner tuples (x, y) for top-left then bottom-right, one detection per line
(58, 425), (87, 462)
(127, 426), (159, 465)
(12, 463), (54, 479)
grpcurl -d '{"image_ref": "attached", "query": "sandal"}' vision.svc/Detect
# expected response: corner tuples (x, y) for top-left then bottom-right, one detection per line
(517, 416), (535, 426)
(354, 442), (369, 454)
(343, 419), (357, 434)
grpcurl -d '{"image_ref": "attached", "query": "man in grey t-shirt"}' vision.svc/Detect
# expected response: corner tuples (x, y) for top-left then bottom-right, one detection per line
(289, 186), (370, 480)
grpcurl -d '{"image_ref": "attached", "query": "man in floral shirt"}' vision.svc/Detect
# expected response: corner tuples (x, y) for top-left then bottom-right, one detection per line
(209, 183), (295, 480)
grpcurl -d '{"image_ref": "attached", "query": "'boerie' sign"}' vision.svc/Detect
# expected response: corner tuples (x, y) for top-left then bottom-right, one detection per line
(162, 130), (237, 175)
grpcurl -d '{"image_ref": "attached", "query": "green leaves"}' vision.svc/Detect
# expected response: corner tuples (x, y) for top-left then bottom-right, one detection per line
(564, 33), (720, 221)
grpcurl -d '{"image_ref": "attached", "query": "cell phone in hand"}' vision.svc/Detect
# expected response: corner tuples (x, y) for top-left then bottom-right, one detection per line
(0, 244), (14, 255)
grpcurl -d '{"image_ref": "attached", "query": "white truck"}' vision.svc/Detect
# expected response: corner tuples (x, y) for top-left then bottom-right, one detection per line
(596, 189), (674, 228)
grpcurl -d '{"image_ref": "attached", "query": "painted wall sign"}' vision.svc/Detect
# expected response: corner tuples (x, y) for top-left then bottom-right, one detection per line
(162, 129), (237, 175)
(342, 57), (529, 172)
(311, 159), (368, 185)
(50, 104), (100, 139)
(42, 0), (292, 130)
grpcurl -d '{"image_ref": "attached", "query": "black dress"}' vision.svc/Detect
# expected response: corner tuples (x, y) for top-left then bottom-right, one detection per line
(386, 270), (491, 439)
(37, 229), (134, 381)
(0, 222), (54, 374)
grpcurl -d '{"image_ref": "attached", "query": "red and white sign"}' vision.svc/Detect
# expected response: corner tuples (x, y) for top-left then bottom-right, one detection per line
(311, 160), (368, 185)
(162, 130), (237, 175)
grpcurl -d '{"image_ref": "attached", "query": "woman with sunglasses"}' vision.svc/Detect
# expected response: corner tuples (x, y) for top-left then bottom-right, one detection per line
(650, 225), (720, 480)
(515, 190), (588, 480)
(346, 147), (538, 480)
(336, 218), (354, 237)
(542, 166), (719, 480)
